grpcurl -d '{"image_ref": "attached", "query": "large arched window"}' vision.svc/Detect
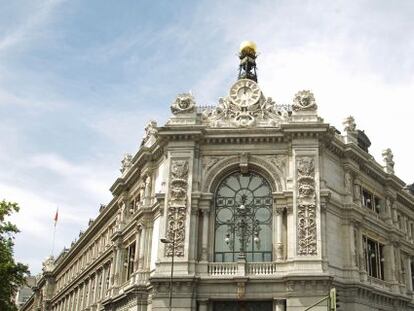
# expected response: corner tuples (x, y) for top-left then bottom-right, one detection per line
(214, 171), (272, 262)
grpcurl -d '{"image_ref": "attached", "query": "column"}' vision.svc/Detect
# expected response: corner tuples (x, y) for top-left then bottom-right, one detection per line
(409, 257), (413, 291)
(134, 229), (141, 271)
(286, 206), (294, 259)
(86, 278), (92, 308)
(190, 206), (199, 261)
(93, 272), (99, 304)
(138, 226), (146, 271)
(348, 222), (357, 268)
(199, 300), (209, 311)
(144, 175), (152, 206)
(100, 266), (107, 299)
(383, 242), (398, 291)
(201, 209), (210, 261)
(113, 240), (123, 288)
(145, 222), (153, 270)
(275, 207), (284, 260)
(274, 299), (286, 311)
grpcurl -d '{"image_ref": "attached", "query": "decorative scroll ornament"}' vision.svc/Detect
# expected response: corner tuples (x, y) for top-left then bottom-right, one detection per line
(166, 160), (189, 257)
(171, 93), (196, 114)
(296, 157), (317, 255)
(292, 90), (317, 112)
(202, 90), (283, 128)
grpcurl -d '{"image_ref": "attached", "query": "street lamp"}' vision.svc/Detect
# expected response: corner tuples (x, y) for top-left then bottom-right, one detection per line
(225, 195), (261, 259)
(161, 232), (175, 311)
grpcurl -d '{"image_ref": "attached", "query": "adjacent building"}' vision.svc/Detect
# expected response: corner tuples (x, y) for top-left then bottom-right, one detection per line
(21, 42), (414, 311)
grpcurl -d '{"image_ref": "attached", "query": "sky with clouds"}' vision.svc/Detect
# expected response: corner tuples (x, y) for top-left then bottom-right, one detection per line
(1, 0), (413, 274)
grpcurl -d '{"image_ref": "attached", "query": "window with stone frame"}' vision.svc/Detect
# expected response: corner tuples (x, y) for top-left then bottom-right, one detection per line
(361, 188), (381, 214)
(125, 241), (136, 280)
(410, 259), (414, 291)
(363, 235), (385, 280)
(214, 171), (273, 262)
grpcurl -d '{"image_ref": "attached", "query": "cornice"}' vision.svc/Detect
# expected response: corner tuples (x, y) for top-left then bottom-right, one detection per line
(51, 247), (113, 303)
(53, 197), (118, 275)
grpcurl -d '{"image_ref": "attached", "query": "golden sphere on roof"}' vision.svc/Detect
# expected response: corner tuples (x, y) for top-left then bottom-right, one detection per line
(240, 41), (257, 53)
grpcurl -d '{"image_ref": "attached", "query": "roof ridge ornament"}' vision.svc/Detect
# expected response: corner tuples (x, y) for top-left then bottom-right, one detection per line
(238, 41), (258, 82)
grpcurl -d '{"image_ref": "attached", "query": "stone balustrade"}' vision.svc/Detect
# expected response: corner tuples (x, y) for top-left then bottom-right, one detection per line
(207, 262), (277, 276)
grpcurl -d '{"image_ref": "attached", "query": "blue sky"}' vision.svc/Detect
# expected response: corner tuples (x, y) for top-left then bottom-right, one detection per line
(1, 0), (414, 274)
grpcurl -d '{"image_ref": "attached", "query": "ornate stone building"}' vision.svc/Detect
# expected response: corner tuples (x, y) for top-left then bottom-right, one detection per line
(21, 42), (414, 311)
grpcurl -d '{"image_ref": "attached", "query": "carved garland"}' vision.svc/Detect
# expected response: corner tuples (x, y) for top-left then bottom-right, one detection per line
(165, 159), (189, 257)
(296, 156), (317, 255)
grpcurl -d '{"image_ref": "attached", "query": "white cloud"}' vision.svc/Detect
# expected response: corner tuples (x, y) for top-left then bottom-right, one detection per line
(0, 0), (64, 54)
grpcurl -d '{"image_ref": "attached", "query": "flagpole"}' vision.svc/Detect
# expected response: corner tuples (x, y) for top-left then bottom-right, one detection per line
(51, 222), (57, 257)
(51, 208), (59, 257)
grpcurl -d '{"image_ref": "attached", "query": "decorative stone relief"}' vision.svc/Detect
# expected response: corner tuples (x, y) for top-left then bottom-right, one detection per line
(171, 93), (196, 114)
(120, 153), (132, 174)
(292, 90), (317, 112)
(202, 156), (220, 172)
(141, 120), (158, 146)
(265, 155), (287, 174)
(42, 256), (55, 273)
(296, 157), (317, 255)
(165, 160), (189, 257)
(202, 95), (282, 128)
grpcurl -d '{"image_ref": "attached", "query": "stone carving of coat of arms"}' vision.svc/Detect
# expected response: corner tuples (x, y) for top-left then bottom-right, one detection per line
(171, 93), (196, 114)
(292, 90), (317, 112)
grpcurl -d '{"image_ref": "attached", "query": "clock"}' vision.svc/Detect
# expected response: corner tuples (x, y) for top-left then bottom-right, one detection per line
(229, 79), (261, 107)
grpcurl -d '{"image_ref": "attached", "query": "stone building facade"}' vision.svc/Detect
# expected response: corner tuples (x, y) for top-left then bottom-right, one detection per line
(21, 44), (414, 311)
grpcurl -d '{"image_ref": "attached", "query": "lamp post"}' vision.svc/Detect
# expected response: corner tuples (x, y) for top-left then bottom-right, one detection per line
(161, 231), (175, 311)
(225, 194), (261, 259)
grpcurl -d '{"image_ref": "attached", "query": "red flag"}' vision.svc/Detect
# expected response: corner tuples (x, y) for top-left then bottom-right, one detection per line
(54, 208), (59, 225)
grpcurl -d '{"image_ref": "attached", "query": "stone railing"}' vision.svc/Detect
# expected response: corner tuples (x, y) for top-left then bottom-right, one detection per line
(246, 262), (277, 275)
(207, 262), (277, 276)
(367, 276), (392, 291)
(207, 262), (238, 276)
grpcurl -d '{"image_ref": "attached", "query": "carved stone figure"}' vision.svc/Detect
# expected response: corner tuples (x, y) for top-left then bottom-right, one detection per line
(296, 156), (317, 255)
(171, 93), (196, 114)
(343, 116), (357, 133)
(292, 90), (317, 112)
(166, 160), (189, 257)
(344, 171), (353, 194)
(120, 153), (132, 174)
(42, 256), (55, 273)
(382, 148), (395, 174)
(142, 120), (158, 145)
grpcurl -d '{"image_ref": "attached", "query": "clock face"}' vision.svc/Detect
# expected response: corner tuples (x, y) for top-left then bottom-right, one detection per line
(229, 79), (261, 107)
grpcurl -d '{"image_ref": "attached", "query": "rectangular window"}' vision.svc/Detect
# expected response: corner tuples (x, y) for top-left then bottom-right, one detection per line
(411, 259), (414, 290)
(126, 242), (136, 280)
(363, 236), (384, 280)
(362, 188), (381, 214)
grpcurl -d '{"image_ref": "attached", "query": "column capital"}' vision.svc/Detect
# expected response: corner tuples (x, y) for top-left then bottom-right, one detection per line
(274, 206), (285, 215)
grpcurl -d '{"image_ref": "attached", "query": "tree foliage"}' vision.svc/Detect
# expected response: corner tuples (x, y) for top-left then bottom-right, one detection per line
(0, 200), (29, 311)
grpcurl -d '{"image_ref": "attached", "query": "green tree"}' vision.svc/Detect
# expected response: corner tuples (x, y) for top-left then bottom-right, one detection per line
(0, 200), (29, 311)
